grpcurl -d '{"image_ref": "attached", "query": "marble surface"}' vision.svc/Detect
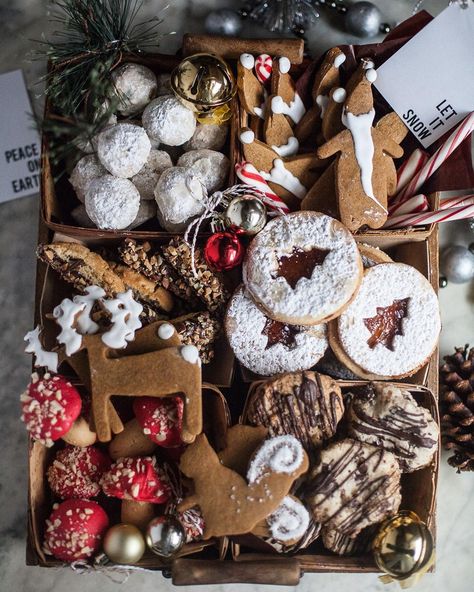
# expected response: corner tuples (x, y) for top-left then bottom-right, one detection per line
(0, 1), (473, 591)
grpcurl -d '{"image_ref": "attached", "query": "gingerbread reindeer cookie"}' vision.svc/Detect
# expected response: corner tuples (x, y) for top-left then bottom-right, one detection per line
(317, 68), (404, 231)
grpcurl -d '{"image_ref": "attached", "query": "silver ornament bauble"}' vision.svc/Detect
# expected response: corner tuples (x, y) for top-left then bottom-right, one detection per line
(225, 195), (267, 235)
(441, 245), (474, 284)
(345, 1), (382, 38)
(205, 9), (243, 37)
(146, 516), (185, 558)
(103, 524), (145, 565)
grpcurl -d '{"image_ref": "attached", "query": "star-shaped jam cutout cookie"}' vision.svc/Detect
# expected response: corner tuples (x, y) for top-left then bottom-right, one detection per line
(276, 247), (330, 290)
(364, 298), (410, 351)
(262, 318), (300, 349)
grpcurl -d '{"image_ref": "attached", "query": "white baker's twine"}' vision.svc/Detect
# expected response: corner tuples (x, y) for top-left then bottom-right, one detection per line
(71, 555), (156, 582)
(184, 182), (286, 277)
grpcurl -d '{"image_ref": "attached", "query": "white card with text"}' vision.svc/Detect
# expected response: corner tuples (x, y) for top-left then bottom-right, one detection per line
(0, 70), (41, 203)
(374, 3), (474, 148)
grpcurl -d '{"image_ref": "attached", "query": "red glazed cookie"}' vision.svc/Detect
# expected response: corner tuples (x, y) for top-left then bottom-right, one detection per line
(133, 396), (183, 447)
(225, 285), (328, 376)
(243, 212), (363, 325)
(20, 373), (82, 447)
(101, 456), (171, 503)
(43, 499), (109, 562)
(47, 446), (111, 499)
(330, 263), (441, 379)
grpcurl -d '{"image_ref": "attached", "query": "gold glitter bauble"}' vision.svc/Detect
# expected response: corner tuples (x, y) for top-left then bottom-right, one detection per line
(373, 511), (434, 581)
(171, 53), (236, 123)
(103, 524), (145, 565)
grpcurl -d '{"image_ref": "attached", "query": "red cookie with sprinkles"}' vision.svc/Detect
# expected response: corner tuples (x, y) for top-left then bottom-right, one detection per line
(43, 499), (109, 562)
(133, 397), (183, 448)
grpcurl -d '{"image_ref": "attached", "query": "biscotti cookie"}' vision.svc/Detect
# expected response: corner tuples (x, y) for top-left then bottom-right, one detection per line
(329, 263), (441, 379)
(347, 383), (439, 472)
(304, 438), (401, 536)
(243, 212), (363, 325)
(246, 370), (344, 453)
(225, 285), (328, 376)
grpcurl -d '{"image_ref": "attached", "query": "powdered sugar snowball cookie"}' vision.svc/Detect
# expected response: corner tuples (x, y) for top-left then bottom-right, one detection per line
(347, 383), (439, 472)
(332, 263), (441, 379)
(47, 445), (111, 499)
(177, 149), (229, 193)
(243, 212), (363, 325)
(142, 95), (196, 146)
(183, 122), (228, 151)
(43, 499), (109, 562)
(85, 175), (140, 230)
(225, 285), (328, 376)
(69, 154), (107, 202)
(97, 123), (151, 178)
(111, 63), (158, 116)
(154, 166), (206, 232)
(131, 149), (173, 200)
(304, 438), (401, 537)
(128, 199), (157, 229)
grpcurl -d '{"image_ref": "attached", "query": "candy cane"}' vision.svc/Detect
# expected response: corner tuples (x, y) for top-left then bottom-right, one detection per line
(394, 148), (429, 195)
(439, 194), (474, 210)
(395, 111), (474, 202)
(235, 162), (290, 214)
(388, 194), (429, 217)
(383, 203), (474, 229)
(255, 54), (273, 84)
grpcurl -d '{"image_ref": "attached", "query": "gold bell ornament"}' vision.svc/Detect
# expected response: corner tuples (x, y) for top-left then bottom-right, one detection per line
(171, 53), (236, 124)
(373, 511), (435, 588)
(103, 523), (145, 565)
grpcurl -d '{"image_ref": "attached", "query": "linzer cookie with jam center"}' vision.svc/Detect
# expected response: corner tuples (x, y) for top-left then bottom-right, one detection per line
(304, 438), (401, 537)
(347, 383), (439, 472)
(329, 263), (440, 379)
(243, 212), (363, 325)
(225, 285), (328, 376)
(246, 370), (344, 453)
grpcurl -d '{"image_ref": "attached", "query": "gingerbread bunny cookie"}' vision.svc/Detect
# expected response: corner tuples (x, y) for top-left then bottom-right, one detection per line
(317, 68), (404, 231)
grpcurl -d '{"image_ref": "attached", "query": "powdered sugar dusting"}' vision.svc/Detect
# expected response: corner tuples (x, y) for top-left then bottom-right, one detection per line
(337, 263), (440, 376)
(85, 175), (140, 229)
(243, 212), (362, 324)
(131, 149), (173, 200)
(142, 95), (196, 146)
(111, 62), (158, 116)
(267, 496), (310, 542)
(225, 285), (327, 375)
(69, 155), (106, 202)
(97, 123), (151, 178)
(247, 435), (304, 484)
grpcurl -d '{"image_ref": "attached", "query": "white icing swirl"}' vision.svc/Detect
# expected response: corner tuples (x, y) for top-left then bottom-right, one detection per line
(267, 496), (310, 542)
(247, 435), (304, 484)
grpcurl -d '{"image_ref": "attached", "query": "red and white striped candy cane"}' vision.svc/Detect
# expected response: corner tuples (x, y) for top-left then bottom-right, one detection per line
(439, 194), (474, 210)
(383, 203), (474, 229)
(396, 111), (474, 203)
(255, 54), (273, 85)
(388, 194), (429, 217)
(235, 162), (290, 214)
(394, 148), (429, 196)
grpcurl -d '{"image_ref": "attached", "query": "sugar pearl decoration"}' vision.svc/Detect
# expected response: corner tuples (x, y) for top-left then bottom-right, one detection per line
(183, 123), (229, 151)
(111, 63), (158, 116)
(97, 123), (151, 178)
(177, 149), (229, 193)
(131, 149), (173, 200)
(85, 175), (140, 230)
(69, 155), (106, 202)
(154, 167), (206, 232)
(142, 95), (196, 146)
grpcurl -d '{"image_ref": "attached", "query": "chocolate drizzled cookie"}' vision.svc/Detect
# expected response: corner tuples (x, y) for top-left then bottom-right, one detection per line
(321, 525), (375, 556)
(347, 383), (439, 472)
(247, 371), (344, 453)
(305, 438), (401, 537)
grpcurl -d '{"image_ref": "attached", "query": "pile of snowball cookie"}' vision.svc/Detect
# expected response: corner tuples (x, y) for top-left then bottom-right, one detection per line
(69, 63), (230, 231)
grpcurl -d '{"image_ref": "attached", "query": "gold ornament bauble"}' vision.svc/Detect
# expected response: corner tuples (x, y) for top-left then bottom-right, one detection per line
(103, 523), (145, 565)
(373, 511), (434, 583)
(171, 53), (236, 124)
(225, 195), (267, 235)
(146, 515), (185, 558)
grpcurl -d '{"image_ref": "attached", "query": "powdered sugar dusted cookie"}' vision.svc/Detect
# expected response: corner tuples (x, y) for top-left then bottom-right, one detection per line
(69, 155), (106, 203)
(177, 149), (229, 193)
(305, 438), (401, 537)
(97, 123), (151, 178)
(142, 95), (196, 146)
(131, 149), (173, 200)
(321, 525), (375, 556)
(85, 175), (140, 229)
(243, 212), (363, 325)
(226, 285), (328, 376)
(111, 63), (158, 116)
(183, 123), (228, 151)
(347, 383), (439, 472)
(246, 370), (344, 453)
(331, 263), (440, 378)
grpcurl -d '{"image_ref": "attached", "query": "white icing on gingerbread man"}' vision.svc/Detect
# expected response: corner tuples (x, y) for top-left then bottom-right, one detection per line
(272, 136), (299, 157)
(271, 94), (306, 125)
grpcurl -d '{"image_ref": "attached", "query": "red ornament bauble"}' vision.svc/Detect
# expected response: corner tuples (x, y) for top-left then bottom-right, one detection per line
(204, 231), (244, 271)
